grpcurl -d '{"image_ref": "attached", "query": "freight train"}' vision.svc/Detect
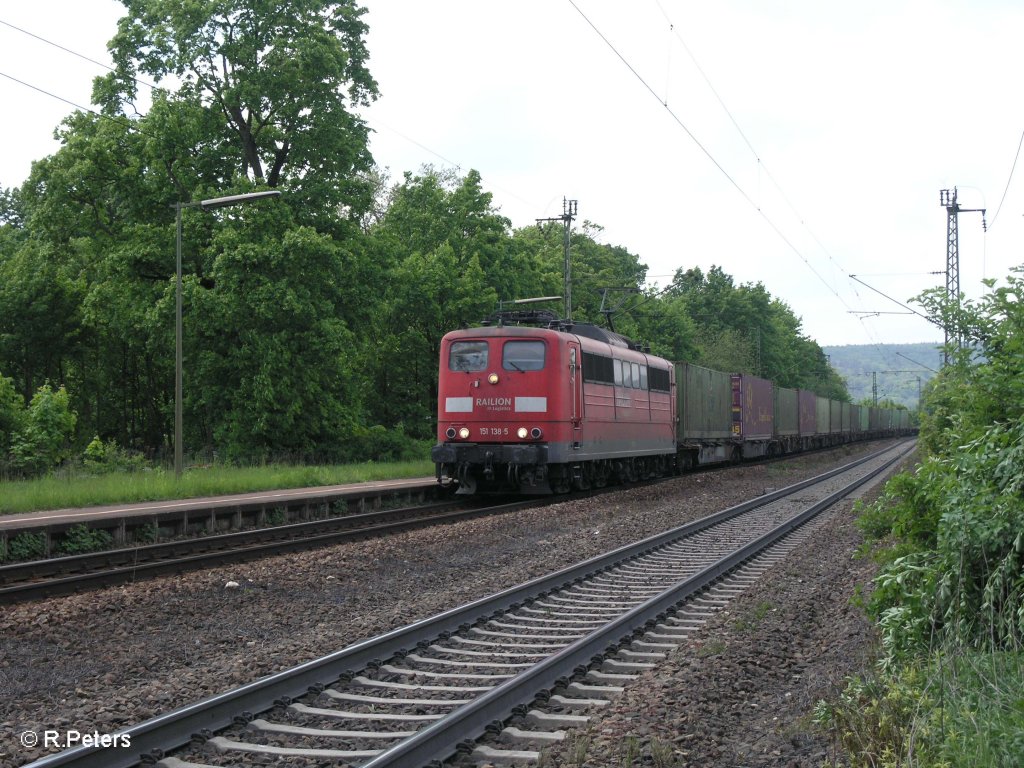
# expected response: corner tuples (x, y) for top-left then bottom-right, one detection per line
(430, 310), (912, 495)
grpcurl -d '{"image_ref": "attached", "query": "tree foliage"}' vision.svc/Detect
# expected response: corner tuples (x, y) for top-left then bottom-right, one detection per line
(8, 384), (77, 476)
(862, 269), (1024, 657)
(96, 0), (378, 220)
(0, 1), (855, 474)
(364, 168), (507, 437)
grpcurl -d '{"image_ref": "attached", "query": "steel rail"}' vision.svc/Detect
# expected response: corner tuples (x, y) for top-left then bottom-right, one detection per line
(0, 501), (457, 580)
(0, 500), (532, 603)
(362, 440), (914, 767)
(22, 440), (913, 768)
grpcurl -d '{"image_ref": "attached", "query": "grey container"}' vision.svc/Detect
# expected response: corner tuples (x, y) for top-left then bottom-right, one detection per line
(774, 386), (799, 437)
(676, 362), (733, 440)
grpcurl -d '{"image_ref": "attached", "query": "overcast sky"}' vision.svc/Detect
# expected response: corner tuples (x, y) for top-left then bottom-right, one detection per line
(2, 1), (1021, 350)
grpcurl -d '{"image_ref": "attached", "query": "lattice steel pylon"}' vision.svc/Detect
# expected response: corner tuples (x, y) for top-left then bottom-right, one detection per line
(536, 198), (578, 322)
(939, 187), (985, 364)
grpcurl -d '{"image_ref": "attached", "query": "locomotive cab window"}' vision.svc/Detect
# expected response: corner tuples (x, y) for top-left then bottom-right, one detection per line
(649, 367), (671, 392)
(449, 340), (489, 372)
(502, 340), (545, 371)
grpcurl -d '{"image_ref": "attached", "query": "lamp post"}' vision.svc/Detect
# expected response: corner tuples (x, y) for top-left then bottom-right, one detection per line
(173, 190), (281, 479)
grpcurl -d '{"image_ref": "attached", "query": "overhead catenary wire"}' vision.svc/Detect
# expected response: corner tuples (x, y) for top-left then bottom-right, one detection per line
(567, 0), (856, 315)
(0, 17), (158, 90)
(0, 15), (546, 214)
(2, 7), (949, 354)
(0, 69), (151, 140)
(989, 124), (1024, 229)
(652, 0), (862, 307)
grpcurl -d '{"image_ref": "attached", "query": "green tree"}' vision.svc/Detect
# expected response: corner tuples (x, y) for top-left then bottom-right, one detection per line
(9, 384), (77, 476)
(0, 1), (381, 462)
(96, 0), (379, 223)
(190, 220), (366, 460)
(633, 289), (699, 363)
(0, 372), (25, 472)
(366, 168), (508, 436)
(866, 269), (1024, 655)
(0, 241), (84, 401)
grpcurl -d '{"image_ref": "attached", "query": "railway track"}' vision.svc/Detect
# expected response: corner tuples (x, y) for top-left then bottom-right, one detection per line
(1, 442), (873, 604)
(0, 499), (538, 604)
(24, 439), (913, 768)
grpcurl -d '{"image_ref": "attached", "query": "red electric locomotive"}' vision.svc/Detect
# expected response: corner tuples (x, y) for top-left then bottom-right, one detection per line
(431, 310), (676, 494)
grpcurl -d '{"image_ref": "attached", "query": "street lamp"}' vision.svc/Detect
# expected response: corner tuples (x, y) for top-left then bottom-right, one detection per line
(173, 190), (281, 479)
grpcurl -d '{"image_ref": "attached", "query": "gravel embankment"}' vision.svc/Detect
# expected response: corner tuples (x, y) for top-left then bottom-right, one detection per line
(0, 441), (911, 768)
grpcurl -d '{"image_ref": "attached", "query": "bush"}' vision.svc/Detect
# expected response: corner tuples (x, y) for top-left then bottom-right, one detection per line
(831, 270), (1024, 764)
(2, 531), (46, 562)
(817, 651), (1024, 768)
(58, 524), (113, 555)
(8, 383), (77, 477)
(82, 435), (149, 474)
(347, 425), (430, 463)
(865, 419), (1024, 659)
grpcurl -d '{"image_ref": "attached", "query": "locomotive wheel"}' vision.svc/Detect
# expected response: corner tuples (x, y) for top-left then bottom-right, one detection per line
(549, 466), (571, 494)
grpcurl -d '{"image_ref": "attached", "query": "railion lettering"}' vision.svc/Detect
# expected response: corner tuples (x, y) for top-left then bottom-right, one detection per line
(476, 397), (513, 407)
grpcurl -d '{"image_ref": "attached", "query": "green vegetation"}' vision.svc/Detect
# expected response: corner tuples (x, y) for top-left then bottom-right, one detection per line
(2, 0), (844, 487)
(817, 270), (1024, 766)
(3, 531), (46, 561)
(0, 459), (433, 516)
(57, 524), (114, 555)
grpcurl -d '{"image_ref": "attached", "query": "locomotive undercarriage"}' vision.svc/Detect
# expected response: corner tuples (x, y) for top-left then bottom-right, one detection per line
(432, 442), (675, 495)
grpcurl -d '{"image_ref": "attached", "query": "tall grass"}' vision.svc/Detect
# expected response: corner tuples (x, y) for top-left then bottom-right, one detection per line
(817, 645), (1024, 767)
(0, 460), (435, 515)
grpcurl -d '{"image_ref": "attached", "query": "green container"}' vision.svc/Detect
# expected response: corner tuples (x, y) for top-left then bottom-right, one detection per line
(676, 362), (732, 440)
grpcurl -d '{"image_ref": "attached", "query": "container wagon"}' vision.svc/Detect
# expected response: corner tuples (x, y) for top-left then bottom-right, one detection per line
(731, 374), (774, 459)
(675, 362), (732, 468)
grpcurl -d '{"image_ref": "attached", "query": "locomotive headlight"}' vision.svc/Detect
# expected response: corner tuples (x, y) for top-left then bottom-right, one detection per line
(531, 427), (543, 439)
(517, 427), (528, 439)
(488, 373), (499, 384)
(458, 427), (471, 439)
(445, 427), (457, 439)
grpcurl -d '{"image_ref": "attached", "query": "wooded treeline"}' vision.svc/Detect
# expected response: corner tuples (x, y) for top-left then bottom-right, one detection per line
(0, 0), (846, 475)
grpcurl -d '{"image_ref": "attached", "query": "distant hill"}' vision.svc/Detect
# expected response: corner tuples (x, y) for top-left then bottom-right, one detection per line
(823, 343), (942, 410)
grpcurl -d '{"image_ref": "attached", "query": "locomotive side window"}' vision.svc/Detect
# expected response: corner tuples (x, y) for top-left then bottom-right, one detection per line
(639, 364), (648, 390)
(582, 352), (615, 384)
(631, 363), (642, 389)
(503, 340), (545, 371)
(449, 340), (489, 371)
(649, 367), (671, 392)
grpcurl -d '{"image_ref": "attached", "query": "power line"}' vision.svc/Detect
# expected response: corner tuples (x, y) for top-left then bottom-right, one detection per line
(0, 17), (158, 90)
(567, 0), (854, 313)
(989, 124), (1024, 229)
(0, 17), (550, 222)
(0, 69), (148, 140)
(566, 1), (746, 203)
(651, 1), (862, 308)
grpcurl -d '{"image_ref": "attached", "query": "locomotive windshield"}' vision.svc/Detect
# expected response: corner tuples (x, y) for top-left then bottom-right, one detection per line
(503, 340), (545, 371)
(449, 340), (488, 371)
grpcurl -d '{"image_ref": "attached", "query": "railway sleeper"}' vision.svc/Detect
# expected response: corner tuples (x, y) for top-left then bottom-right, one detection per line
(526, 709), (591, 729)
(548, 693), (611, 709)
(602, 658), (657, 672)
(500, 725), (568, 745)
(471, 743), (542, 765)
(205, 735), (380, 759)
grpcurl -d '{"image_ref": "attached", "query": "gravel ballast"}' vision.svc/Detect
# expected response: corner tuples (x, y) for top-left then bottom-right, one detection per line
(0, 440), (911, 767)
